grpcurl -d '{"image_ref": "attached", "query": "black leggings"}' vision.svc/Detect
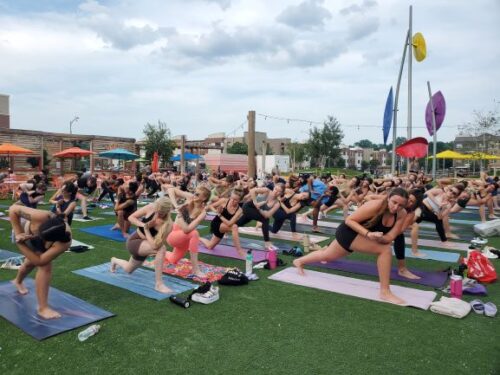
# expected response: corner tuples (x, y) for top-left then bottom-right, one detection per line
(98, 186), (114, 202)
(393, 233), (405, 260)
(417, 205), (447, 242)
(236, 202), (270, 241)
(271, 208), (296, 233)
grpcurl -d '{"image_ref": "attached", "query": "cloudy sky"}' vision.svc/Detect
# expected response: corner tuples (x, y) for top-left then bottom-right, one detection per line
(0, 0), (499, 145)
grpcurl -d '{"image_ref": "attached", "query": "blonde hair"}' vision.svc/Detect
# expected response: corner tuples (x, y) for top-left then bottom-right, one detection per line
(154, 197), (174, 248)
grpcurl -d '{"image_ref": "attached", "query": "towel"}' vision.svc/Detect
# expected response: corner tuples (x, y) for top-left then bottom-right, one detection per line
(429, 296), (471, 319)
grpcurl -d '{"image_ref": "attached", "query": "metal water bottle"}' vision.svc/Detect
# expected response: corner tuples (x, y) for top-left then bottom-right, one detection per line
(245, 250), (253, 275)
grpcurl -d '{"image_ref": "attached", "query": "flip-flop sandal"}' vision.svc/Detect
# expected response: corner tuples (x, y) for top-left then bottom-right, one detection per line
(484, 302), (497, 317)
(470, 299), (485, 314)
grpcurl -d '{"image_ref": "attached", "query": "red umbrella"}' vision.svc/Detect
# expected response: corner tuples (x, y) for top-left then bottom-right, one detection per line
(53, 147), (95, 158)
(152, 152), (159, 173)
(396, 137), (429, 158)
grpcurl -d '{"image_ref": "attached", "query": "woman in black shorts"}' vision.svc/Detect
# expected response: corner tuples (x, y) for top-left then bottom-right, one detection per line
(200, 188), (245, 257)
(110, 197), (174, 294)
(293, 188), (409, 305)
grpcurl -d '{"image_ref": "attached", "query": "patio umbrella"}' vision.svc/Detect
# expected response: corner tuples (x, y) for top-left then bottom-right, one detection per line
(467, 152), (500, 160)
(99, 148), (139, 161)
(430, 150), (471, 159)
(53, 147), (95, 158)
(0, 143), (34, 155)
(170, 152), (202, 162)
(152, 152), (159, 173)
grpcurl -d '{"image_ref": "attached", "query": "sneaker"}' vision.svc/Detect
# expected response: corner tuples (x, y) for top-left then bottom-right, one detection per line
(471, 237), (488, 246)
(484, 302), (497, 317)
(1, 257), (24, 270)
(245, 272), (260, 281)
(191, 286), (219, 304)
(82, 216), (93, 221)
(470, 299), (485, 314)
(482, 247), (498, 259)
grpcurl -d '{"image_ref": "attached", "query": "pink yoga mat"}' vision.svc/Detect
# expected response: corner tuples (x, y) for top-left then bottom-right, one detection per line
(269, 267), (437, 310)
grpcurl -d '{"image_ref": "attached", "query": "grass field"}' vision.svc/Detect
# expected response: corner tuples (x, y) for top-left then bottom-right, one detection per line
(0, 200), (499, 375)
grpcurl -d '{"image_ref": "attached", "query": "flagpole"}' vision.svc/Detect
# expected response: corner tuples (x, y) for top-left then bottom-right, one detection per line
(407, 5), (413, 174)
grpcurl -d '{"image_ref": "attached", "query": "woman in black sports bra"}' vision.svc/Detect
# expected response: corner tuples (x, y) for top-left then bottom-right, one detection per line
(110, 197), (175, 294)
(293, 188), (409, 305)
(200, 188), (245, 256)
(9, 206), (72, 319)
(271, 190), (310, 238)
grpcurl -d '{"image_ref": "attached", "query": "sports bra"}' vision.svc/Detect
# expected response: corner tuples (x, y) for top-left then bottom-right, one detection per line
(364, 213), (397, 234)
(138, 214), (159, 237)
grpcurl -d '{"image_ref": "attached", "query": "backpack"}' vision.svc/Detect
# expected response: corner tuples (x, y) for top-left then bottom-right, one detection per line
(466, 251), (497, 283)
(218, 268), (249, 286)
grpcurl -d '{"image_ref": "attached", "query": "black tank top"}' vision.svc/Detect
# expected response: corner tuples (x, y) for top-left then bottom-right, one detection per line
(138, 214), (158, 237)
(282, 193), (296, 209)
(365, 213), (397, 234)
(221, 200), (237, 220)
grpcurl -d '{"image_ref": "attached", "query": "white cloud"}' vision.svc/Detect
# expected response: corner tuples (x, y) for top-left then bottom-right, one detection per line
(276, 0), (332, 30)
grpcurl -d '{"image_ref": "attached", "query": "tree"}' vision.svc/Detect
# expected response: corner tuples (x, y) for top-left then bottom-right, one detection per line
(307, 116), (344, 169)
(286, 142), (308, 171)
(354, 139), (375, 149)
(26, 156), (39, 168)
(361, 160), (370, 171)
(369, 158), (380, 170)
(143, 120), (176, 165)
(460, 109), (499, 152)
(335, 157), (346, 168)
(227, 142), (248, 154)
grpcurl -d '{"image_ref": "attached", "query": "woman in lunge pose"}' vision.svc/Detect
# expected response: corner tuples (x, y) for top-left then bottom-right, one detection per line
(9, 206), (72, 319)
(110, 197), (175, 293)
(293, 188), (409, 305)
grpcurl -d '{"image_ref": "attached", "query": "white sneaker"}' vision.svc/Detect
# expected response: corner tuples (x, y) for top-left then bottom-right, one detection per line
(1, 257), (24, 270)
(191, 286), (219, 304)
(471, 237), (488, 247)
(482, 248), (498, 259)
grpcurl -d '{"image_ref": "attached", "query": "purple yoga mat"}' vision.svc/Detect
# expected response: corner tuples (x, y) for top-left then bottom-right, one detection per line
(310, 258), (448, 288)
(199, 243), (268, 262)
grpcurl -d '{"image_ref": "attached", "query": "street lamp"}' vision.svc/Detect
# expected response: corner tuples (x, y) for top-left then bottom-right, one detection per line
(70, 116), (79, 135)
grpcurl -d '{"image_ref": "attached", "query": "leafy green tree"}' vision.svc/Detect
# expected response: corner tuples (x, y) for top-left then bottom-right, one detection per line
(354, 139), (375, 149)
(286, 142), (308, 171)
(369, 158), (380, 170)
(307, 116), (344, 169)
(335, 157), (346, 168)
(227, 142), (248, 155)
(361, 160), (370, 171)
(143, 120), (176, 165)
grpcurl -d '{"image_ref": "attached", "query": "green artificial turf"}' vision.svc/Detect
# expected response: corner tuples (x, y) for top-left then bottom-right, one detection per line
(0, 200), (499, 375)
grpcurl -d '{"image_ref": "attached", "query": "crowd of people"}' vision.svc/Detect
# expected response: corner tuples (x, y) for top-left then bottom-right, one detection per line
(4, 166), (500, 317)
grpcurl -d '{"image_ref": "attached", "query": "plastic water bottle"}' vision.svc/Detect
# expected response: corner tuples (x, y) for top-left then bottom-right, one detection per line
(303, 234), (310, 253)
(78, 324), (101, 342)
(245, 250), (253, 275)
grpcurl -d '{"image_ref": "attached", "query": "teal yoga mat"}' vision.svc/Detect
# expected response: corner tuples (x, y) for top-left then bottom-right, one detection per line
(395, 248), (461, 263)
(73, 263), (197, 300)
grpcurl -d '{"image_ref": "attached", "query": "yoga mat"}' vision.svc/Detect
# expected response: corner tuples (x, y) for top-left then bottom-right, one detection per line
(0, 249), (21, 261)
(0, 278), (114, 340)
(269, 268), (436, 310)
(72, 216), (103, 223)
(407, 237), (470, 252)
(144, 257), (230, 283)
(309, 258), (448, 288)
(238, 227), (329, 243)
(199, 243), (268, 262)
(211, 235), (292, 252)
(73, 263), (196, 301)
(396, 248), (461, 263)
(324, 213), (474, 228)
(79, 225), (129, 242)
(71, 239), (95, 250)
(100, 211), (117, 216)
(281, 222), (337, 236)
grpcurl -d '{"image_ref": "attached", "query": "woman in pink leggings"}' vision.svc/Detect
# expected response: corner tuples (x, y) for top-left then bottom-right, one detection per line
(166, 186), (211, 277)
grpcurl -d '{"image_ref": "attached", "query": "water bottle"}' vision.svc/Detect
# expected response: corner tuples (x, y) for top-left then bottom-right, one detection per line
(303, 234), (310, 253)
(245, 250), (253, 275)
(267, 249), (277, 270)
(78, 324), (101, 342)
(450, 273), (463, 299)
(169, 296), (191, 308)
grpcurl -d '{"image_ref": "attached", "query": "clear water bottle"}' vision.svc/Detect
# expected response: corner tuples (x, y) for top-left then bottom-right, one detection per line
(303, 234), (310, 253)
(78, 324), (101, 342)
(245, 250), (253, 275)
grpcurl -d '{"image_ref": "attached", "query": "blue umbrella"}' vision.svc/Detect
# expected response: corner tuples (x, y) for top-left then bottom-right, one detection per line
(99, 148), (139, 161)
(383, 87), (394, 145)
(170, 152), (202, 162)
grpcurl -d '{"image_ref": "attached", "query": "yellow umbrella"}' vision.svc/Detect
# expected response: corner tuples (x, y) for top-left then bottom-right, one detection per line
(428, 150), (471, 159)
(467, 152), (500, 160)
(412, 32), (427, 62)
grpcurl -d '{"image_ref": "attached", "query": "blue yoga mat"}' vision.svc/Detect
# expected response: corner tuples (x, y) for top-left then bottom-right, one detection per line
(0, 249), (21, 261)
(79, 225), (129, 242)
(0, 278), (114, 340)
(73, 263), (197, 300)
(393, 248), (461, 263)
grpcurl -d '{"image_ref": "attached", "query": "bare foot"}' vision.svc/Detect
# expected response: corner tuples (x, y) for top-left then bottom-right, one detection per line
(320, 260), (327, 264)
(12, 279), (28, 295)
(155, 283), (173, 294)
(38, 307), (62, 319)
(411, 251), (428, 258)
(446, 233), (460, 240)
(110, 258), (117, 273)
(398, 268), (421, 280)
(111, 224), (119, 231)
(380, 290), (406, 305)
(293, 259), (305, 276)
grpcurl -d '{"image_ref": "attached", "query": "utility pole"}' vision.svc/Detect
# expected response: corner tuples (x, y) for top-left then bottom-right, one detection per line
(180, 135), (186, 173)
(247, 110), (256, 178)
